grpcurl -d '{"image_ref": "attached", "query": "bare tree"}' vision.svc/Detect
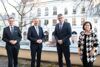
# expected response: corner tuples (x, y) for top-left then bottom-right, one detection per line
(0, 0), (9, 27)
(73, 0), (100, 17)
(1, 0), (10, 17)
(5, 0), (39, 31)
(0, 14), (6, 26)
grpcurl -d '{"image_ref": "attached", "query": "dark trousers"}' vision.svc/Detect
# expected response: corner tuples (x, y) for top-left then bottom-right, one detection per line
(6, 46), (19, 67)
(57, 44), (72, 67)
(30, 44), (42, 67)
(82, 56), (93, 67)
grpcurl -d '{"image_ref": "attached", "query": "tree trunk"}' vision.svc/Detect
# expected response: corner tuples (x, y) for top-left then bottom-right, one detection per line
(19, 16), (23, 32)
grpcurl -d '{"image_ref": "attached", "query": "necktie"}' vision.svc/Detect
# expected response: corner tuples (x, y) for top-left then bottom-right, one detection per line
(36, 26), (39, 35)
(59, 23), (62, 30)
(11, 27), (14, 34)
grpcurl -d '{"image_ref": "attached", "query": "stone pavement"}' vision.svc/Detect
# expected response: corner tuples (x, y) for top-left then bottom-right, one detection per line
(0, 47), (100, 67)
(0, 57), (7, 67)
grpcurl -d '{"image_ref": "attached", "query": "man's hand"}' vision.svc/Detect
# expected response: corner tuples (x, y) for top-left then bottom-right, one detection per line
(36, 39), (42, 44)
(13, 40), (17, 44)
(9, 40), (17, 45)
(58, 40), (63, 44)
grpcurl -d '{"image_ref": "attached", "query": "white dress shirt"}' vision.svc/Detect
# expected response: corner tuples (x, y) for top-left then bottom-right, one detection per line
(34, 26), (39, 35)
(9, 26), (14, 33)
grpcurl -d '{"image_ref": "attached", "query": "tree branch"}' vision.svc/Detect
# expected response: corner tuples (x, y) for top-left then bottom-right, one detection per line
(13, 0), (21, 6)
(87, 0), (93, 11)
(24, 0), (39, 15)
(1, 0), (9, 17)
(6, 0), (22, 16)
(18, 2), (23, 12)
(0, 14), (6, 26)
(21, 22), (31, 27)
(74, 0), (82, 10)
(21, 4), (26, 16)
(24, 3), (35, 15)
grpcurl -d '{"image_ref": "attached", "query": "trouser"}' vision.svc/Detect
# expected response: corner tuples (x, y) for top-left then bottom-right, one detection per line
(57, 44), (72, 67)
(6, 46), (19, 67)
(30, 44), (42, 67)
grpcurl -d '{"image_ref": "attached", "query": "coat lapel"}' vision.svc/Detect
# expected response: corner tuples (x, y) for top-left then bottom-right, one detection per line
(7, 27), (12, 35)
(61, 22), (65, 31)
(38, 27), (41, 36)
(58, 22), (65, 32)
(33, 26), (39, 37)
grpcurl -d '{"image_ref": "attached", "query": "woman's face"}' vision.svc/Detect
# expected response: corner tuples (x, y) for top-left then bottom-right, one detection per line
(84, 23), (91, 31)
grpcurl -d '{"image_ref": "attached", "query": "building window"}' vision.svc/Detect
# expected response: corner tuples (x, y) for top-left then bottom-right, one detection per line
(64, 8), (68, 15)
(44, 20), (49, 25)
(37, 8), (41, 16)
(73, 9), (76, 14)
(44, 31), (49, 42)
(11, 13), (16, 18)
(81, 6), (85, 14)
(53, 19), (57, 26)
(53, 6), (57, 15)
(65, 19), (68, 22)
(72, 17), (76, 26)
(0, 25), (1, 31)
(94, 18), (97, 23)
(28, 0), (34, 2)
(39, 20), (41, 26)
(81, 17), (85, 25)
(23, 21), (26, 26)
(45, 7), (49, 16)
(23, 31), (27, 40)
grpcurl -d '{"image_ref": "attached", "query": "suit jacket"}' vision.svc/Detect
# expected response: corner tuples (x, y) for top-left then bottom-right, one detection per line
(2, 26), (22, 49)
(27, 26), (45, 45)
(54, 22), (72, 46)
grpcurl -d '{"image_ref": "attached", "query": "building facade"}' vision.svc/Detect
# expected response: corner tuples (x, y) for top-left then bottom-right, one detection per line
(0, 0), (99, 47)
(24, 0), (100, 44)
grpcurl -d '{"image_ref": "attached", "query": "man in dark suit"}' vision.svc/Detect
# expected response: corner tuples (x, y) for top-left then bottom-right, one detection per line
(2, 17), (22, 67)
(27, 18), (44, 67)
(53, 14), (72, 67)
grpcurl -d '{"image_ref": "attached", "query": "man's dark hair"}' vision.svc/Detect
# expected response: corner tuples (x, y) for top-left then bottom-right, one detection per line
(58, 14), (63, 17)
(8, 17), (14, 20)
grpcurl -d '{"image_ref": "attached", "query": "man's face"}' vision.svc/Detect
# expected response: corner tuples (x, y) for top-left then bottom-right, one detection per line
(8, 18), (15, 26)
(32, 18), (39, 26)
(58, 16), (64, 23)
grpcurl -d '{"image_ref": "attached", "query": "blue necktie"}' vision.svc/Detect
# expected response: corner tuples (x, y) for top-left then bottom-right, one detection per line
(59, 23), (62, 30)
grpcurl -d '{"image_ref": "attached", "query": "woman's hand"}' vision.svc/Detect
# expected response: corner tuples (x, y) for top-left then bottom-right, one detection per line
(78, 48), (81, 56)
(90, 48), (96, 56)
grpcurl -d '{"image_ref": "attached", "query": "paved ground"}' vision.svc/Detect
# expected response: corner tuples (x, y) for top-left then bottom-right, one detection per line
(0, 57), (7, 67)
(0, 56), (80, 67)
(0, 47), (100, 67)
(0, 56), (100, 67)
(0, 56), (31, 67)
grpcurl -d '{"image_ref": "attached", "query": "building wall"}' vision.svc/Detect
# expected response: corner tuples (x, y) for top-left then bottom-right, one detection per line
(26, 0), (100, 42)
(0, 0), (99, 42)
